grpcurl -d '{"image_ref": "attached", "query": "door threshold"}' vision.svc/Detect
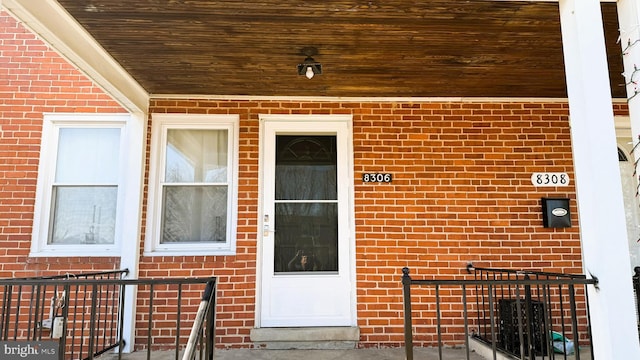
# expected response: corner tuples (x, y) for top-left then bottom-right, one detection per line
(250, 327), (360, 350)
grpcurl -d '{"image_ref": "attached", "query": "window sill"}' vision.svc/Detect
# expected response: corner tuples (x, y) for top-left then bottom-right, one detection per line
(143, 248), (236, 257)
(29, 247), (121, 258)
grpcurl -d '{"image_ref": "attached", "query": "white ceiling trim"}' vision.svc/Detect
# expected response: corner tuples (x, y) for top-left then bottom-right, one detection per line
(487, 0), (616, 2)
(2, 0), (149, 114)
(151, 94), (629, 103)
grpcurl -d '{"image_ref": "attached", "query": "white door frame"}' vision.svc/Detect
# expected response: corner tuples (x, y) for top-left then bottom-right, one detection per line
(255, 114), (356, 328)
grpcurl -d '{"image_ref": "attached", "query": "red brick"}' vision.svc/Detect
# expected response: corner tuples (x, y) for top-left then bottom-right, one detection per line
(1, 10), (616, 349)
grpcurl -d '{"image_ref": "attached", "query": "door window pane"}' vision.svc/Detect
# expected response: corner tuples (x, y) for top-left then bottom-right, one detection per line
(274, 203), (338, 272)
(273, 135), (339, 273)
(275, 136), (337, 200)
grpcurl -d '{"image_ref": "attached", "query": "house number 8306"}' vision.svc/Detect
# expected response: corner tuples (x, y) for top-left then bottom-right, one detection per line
(362, 173), (392, 183)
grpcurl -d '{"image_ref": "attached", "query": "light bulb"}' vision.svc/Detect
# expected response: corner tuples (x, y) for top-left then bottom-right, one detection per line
(305, 66), (314, 79)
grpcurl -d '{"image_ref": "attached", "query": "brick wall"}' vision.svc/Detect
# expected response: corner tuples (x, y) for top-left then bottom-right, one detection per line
(1, 9), (633, 350)
(148, 99), (623, 347)
(0, 12), (124, 277)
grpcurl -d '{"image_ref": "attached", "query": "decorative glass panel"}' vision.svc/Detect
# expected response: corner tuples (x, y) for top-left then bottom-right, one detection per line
(275, 136), (337, 201)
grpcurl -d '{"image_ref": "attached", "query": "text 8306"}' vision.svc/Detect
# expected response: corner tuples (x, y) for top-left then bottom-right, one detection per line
(362, 173), (392, 183)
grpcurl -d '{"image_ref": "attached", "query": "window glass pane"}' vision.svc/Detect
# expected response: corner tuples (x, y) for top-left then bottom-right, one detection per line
(49, 186), (117, 244)
(56, 128), (120, 183)
(275, 136), (337, 200)
(160, 185), (227, 243)
(165, 129), (228, 183)
(274, 203), (338, 273)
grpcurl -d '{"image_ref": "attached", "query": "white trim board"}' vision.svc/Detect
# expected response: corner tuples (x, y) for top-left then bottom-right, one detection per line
(2, 0), (149, 114)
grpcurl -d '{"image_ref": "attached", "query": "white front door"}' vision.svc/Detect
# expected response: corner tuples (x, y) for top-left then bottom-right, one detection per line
(259, 115), (355, 327)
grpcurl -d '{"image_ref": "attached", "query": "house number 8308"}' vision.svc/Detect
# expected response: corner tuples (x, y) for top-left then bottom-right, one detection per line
(362, 173), (392, 183)
(530, 172), (570, 187)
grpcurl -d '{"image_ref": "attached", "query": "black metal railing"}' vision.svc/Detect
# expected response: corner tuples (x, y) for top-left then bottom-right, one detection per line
(402, 266), (598, 360)
(634, 266), (640, 341)
(0, 271), (217, 360)
(468, 265), (595, 359)
(125, 277), (217, 360)
(0, 270), (128, 359)
(181, 281), (216, 360)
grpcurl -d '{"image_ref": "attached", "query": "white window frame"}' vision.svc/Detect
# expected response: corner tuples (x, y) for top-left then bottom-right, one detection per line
(145, 114), (239, 256)
(31, 114), (131, 256)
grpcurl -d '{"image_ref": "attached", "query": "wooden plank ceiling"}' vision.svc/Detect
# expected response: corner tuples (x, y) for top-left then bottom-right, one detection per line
(55, 0), (625, 98)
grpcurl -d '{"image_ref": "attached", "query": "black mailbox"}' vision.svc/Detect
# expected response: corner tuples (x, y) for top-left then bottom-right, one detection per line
(541, 198), (571, 228)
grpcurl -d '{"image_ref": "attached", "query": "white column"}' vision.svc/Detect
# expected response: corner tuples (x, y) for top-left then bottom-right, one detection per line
(558, 0), (640, 358)
(118, 110), (147, 352)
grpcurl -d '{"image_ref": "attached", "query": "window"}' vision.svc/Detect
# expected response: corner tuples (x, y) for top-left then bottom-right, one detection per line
(145, 114), (239, 255)
(31, 114), (130, 256)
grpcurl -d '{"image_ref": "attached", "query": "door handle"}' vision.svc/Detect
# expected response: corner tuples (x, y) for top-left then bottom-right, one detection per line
(263, 224), (276, 236)
(263, 214), (276, 236)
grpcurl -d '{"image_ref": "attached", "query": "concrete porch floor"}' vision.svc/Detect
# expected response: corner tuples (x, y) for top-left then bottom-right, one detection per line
(101, 345), (592, 360)
(214, 348), (485, 360)
(102, 347), (485, 360)
(100, 337), (590, 360)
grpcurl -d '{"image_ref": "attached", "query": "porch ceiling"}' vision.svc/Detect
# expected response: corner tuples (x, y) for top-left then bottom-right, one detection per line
(53, 0), (624, 98)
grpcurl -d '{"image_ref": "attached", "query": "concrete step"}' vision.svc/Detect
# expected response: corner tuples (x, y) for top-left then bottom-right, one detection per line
(250, 327), (360, 350)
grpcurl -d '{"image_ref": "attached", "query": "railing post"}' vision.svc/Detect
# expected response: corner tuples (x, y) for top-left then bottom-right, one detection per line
(88, 284), (99, 360)
(182, 281), (216, 360)
(175, 285), (183, 360)
(58, 283), (71, 360)
(569, 284), (581, 360)
(489, 285), (498, 360)
(462, 284), (470, 360)
(634, 267), (640, 341)
(402, 267), (414, 360)
(435, 285), (442, 360)
(0, 285), (9, 339)
(206, 281), (216, 360)
(147, 283), (154, 360)
(117, 282), (127, 360)
(524, 274), (535, 359)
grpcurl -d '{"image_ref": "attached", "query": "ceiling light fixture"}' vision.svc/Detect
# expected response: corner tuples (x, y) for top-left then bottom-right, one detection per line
(297, 47), (322, 79)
